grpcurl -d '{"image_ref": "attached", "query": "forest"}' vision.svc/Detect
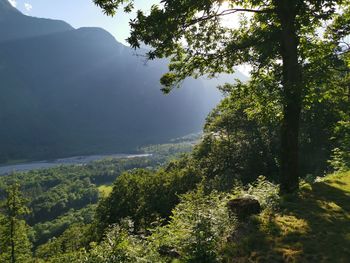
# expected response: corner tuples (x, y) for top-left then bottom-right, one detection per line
(0, 0), (349, 262)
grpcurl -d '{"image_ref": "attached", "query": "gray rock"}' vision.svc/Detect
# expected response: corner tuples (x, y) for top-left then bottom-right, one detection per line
(227, 197), (261, 219)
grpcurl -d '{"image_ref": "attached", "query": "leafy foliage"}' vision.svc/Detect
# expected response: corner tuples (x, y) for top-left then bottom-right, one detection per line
(33, 205), (95, 246)
(0, 183), (32, 263)
(330, 120), (350, 171)
(35, 223), (92, 262)
(46, 176), (278, 263)
(148, 188), (235, 263)
(0, 155), (160, 248)
(94, 158), (201, 236)
(193, 83), (280, 190)
(192, 59), (349, 187)
(94, 0), (350, 193)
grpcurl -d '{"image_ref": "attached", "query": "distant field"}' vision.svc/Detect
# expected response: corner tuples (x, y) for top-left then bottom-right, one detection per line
(98, 185), (113, 198)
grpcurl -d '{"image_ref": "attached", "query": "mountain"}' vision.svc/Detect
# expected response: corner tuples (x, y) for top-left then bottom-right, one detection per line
(0, 0), (246, 162)
(0, 0), (72, 42)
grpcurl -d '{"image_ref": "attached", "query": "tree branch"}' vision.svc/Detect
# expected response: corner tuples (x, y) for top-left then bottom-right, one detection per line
(185, 8), (274, 28)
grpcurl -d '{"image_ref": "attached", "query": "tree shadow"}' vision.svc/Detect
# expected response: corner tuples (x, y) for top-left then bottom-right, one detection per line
(276, 181), (350, 262)
(224, 178), (350, 262)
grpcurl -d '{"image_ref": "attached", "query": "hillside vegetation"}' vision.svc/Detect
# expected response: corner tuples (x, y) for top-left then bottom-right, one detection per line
(232, 171), (350, 262)
(27, 170), (350, 263)
(0, 141), (193, 248)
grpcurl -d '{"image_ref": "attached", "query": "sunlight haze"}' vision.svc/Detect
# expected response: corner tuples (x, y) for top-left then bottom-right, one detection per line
(7, 0), (159, 44)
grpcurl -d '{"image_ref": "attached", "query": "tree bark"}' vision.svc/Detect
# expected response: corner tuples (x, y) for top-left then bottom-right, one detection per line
(275, 0), (303, 193)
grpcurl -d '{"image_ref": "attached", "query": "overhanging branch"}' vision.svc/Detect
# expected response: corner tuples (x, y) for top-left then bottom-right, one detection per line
(185, 7), (274, 28)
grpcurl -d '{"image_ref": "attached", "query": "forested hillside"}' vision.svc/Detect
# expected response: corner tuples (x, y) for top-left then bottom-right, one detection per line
(0, 140), (194, 248)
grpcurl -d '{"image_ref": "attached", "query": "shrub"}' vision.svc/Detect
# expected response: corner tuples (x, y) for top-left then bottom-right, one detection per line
(329, 120), (350, 171)
(82, 177), (279, 263)
(94, 158), (201, 237)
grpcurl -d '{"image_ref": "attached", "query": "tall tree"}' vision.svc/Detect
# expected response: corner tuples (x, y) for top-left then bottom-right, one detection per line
(0, 183), (32, 263)
(94, 0), (348, 192)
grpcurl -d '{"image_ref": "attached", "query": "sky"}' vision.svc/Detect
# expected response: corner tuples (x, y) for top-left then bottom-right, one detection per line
(8, 0), (159, 45)
(8, 0), (251, 75)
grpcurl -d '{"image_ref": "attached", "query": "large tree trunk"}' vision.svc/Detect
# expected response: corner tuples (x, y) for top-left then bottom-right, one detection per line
(276, 1), (303, 193)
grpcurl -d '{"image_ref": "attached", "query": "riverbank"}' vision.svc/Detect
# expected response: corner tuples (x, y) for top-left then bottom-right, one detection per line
(0, 153), (151, 175)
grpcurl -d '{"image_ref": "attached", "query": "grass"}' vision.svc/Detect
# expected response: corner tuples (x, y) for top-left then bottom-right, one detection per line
(98, 185), (113, 198)
(226, 171), (350, 263)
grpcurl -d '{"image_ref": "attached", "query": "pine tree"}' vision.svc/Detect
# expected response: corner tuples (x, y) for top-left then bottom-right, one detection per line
(0, 183), (32, 263)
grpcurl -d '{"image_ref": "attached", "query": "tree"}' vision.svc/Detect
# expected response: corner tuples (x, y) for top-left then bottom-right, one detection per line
(326, 6), (350, 171)
(193, 82), (281, 190)
(94, 0), (348, 193)
(0, 183), (32, 263)
(94, 163), (200, 237)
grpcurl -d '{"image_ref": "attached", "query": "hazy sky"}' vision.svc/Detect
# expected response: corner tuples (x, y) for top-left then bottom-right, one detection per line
(8, 0), (159, 44)
(8, 0), (251, 75)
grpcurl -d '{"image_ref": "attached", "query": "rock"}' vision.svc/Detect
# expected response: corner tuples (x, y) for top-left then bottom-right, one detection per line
(158, 245), (180, 258)
(227, 197), (261, 219)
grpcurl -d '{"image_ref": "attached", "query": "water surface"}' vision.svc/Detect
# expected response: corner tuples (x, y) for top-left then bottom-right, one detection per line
(0, 153), (151, 175)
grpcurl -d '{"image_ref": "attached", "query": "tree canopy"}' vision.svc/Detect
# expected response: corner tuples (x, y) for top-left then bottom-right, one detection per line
(94, 0), (350, 192)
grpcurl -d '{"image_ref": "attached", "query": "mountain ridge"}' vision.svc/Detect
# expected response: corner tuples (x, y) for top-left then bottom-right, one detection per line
(0, 0), (21, 16)
(0, 0), (73, 43)
(0, 2), (245, 163)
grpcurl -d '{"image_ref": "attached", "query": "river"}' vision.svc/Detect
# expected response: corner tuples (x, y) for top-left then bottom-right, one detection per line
(0, 153), (151, 175)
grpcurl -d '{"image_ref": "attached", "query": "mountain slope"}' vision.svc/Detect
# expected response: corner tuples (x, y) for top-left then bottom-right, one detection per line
(0, 0), (72, 42)
(0, 1), (244, 162)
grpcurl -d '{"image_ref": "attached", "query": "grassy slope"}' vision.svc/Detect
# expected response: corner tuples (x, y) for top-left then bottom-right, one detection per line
(228, 171), (350, 262)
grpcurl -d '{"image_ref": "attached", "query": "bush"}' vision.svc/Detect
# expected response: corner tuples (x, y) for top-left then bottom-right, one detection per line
(94, 158), (201, 237)
(46, 176), (279, 263)
(149, 188), (235, 263)
(329, 121), (350, 172)
(192, 83), (281, 190)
